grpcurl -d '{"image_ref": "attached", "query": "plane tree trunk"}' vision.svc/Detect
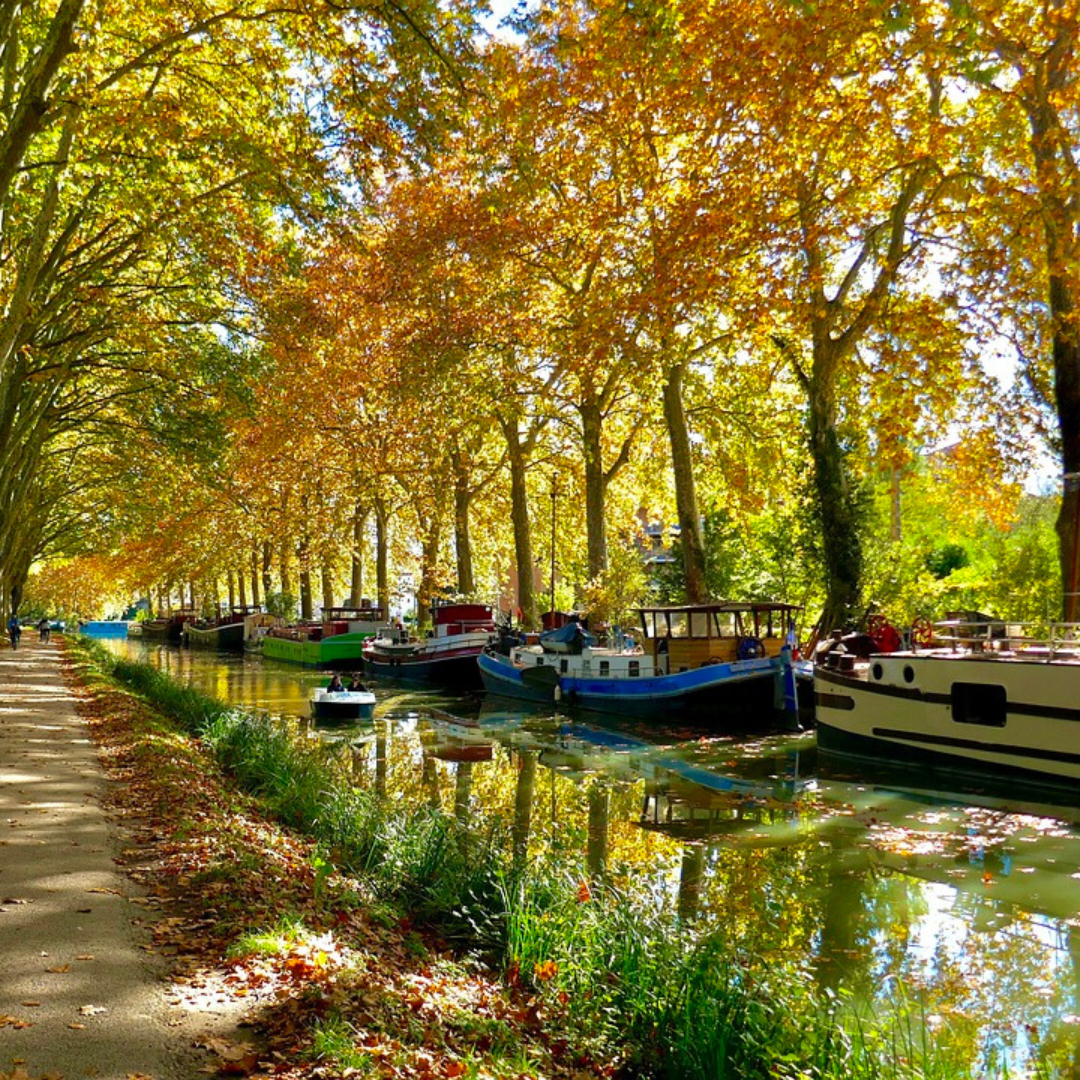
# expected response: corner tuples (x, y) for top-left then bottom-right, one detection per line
(499, 415), (538, 628)
(350, 505), (368, 607)
(662, 360), (708, 603)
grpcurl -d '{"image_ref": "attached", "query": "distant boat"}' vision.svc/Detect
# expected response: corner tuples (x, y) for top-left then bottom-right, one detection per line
(310, 686), (376, 723)
(242, 612), (282, 654)
(140, 610), (197, 643)
(183, 606), (262, 651)
(815, 616), (1080, 791)
(78, 620), (130, 638)
(363, 601), (497, 689)
(479, 602), (805, 725)
(263, 605), (384, 669)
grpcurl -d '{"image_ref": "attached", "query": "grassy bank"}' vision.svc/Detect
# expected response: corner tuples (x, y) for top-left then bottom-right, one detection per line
(71, 639), (983, 1079)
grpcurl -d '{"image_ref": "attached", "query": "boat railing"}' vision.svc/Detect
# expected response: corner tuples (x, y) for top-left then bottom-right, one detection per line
(933, 620), (1080, 659)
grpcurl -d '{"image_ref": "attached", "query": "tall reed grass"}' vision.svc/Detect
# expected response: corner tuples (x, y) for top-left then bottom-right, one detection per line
(72, 639), (983, 1080)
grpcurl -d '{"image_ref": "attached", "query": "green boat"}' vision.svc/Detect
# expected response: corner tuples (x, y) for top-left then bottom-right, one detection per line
(261, 606), (383, 669)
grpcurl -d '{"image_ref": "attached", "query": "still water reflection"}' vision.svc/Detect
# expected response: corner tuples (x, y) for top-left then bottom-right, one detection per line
(105, 639), (1080, 1073)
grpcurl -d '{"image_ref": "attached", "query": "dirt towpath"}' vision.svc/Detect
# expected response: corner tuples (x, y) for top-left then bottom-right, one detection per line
(0, 636), (199, 1080)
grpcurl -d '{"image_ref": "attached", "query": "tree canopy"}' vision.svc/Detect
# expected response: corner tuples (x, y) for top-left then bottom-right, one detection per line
(8, 0), (1074, 632)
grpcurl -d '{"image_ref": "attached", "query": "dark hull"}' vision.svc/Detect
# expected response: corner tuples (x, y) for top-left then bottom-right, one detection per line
(185, 622), (245, 651)
(817, 720), (1080, 807)
(364, 648), (484, 690)
(311, 699), (375, 723)
(479, 649), (787, 726)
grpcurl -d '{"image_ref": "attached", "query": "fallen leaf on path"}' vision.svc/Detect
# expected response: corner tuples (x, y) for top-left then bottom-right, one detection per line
(20, 1002), (40, 1007)
(217, 1056), (259, 1076)
(195, 1035), (256, 1061)
(45, 964), (70, 973)
(75, 954), (94, 961)
(79, 1005), (106, 1016)
(68, 1022), (86, 1030)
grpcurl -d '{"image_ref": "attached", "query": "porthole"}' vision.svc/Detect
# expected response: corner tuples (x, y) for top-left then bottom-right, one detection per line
(903, 665), (915, 684)
(871, 662), (884, 680)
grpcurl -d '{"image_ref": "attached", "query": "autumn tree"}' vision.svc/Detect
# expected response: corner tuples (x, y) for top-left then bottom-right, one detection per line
(941, 0), (1080, 619)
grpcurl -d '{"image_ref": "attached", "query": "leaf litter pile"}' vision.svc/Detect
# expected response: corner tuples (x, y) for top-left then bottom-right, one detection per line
(62, 653), (610, 1080)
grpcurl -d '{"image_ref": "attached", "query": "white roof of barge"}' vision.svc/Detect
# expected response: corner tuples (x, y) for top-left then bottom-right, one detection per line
(636, 601), (802, 613)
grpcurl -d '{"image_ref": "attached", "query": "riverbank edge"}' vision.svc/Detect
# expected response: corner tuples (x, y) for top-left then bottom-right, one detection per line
(61, 637), (600, 1080)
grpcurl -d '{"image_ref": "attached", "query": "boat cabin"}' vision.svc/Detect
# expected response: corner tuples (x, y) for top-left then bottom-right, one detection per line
(637, 602), (801, 673)
(432, 601), (495, 638)
(322, 605), (385, 637)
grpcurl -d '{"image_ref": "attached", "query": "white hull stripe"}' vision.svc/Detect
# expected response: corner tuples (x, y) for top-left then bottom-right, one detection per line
(816, 668), (1080, 724)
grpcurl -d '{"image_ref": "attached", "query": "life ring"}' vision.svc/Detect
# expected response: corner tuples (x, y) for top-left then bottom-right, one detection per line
(737, 636), (764, 660)
(867, 614), (902, 653)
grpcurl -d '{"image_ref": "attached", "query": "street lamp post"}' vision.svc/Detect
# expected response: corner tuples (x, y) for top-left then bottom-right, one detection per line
(549, 476), (559, 623)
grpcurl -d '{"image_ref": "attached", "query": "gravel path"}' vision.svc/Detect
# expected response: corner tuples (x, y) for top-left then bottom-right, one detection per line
(0, 636), (200, 1080)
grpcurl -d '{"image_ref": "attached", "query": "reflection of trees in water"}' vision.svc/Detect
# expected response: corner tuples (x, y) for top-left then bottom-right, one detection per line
(1067, 928), (1080, 1077)
(375, 721), (387, 800)
(814, 847), (875, 997)
(422, 754), (439, 809)
(587, 780), (609, 880)
(454, 761), (473, 826)
(512, 750), (537, 869)
(678, 845), (704, 923)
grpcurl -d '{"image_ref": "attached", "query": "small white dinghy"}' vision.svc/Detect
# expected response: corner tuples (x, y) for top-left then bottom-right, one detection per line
(310, 687), (376, 723)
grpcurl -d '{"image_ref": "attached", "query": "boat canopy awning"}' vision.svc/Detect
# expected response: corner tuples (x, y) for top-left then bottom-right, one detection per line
(539, 622), (598, 650)
(637, 602), (802, 640)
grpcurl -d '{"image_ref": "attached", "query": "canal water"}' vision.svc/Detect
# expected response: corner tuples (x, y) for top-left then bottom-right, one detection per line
(105, 639), (1080, 1074)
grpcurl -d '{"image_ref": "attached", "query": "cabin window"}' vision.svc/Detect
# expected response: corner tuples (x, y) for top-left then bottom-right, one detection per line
(535, 656), (544, 666)
(951, 682), (1007, 727)
(872, 663), (884, 680)
(560, 658), (568, 674)
(629, 660), (640, 677)
(599, 660), (610, 675)
(670, 612), (689, 638)
(714, 612), (736, 637)
(691, 612), (710, 638)
(641, 612), (658, 638)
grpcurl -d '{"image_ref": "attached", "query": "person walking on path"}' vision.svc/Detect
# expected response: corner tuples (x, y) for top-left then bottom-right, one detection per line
(0, 638), (199, 1078)
(37, 615), (50, 642)
(7, 612), (20, 649)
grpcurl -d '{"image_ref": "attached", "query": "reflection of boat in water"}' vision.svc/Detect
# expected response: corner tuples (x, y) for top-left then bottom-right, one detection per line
(310, 688), (376, 722)
(815, 617), (1080, 793)
(424, 708), (497, 762)
(480, 603), (805, 725)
